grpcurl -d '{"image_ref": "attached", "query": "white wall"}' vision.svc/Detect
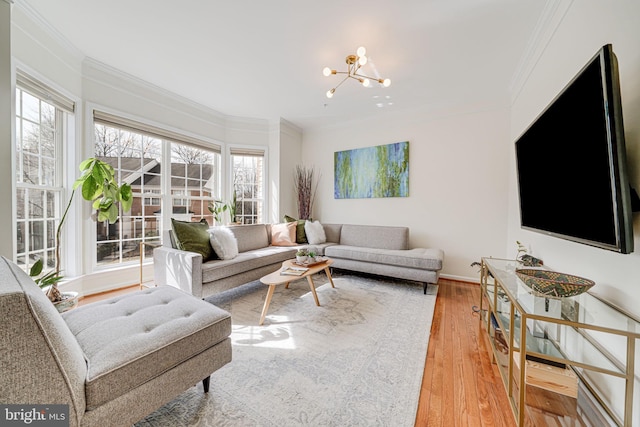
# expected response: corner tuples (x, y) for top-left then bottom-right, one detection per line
(277, 119), (303, 221)
(303, 105), (511, 281)
(508, 3), (640, 422)
(507, 0), (640, 317)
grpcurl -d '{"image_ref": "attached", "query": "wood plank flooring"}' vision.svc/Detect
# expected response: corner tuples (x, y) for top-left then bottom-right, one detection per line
(415, 279), (515, 427)
(79, 279), (516, 426)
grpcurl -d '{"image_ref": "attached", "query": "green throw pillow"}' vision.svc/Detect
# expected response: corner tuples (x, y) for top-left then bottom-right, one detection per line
(284, 215), (309, 244)
(171, 218), (215, 261)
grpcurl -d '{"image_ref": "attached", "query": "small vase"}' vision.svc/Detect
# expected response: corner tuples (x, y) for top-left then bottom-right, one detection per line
(296, 255), (308, 264)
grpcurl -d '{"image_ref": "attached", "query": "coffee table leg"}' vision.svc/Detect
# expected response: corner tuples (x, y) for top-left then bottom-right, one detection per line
(324, 267), (335, 288)
(259, 284), (276, 325)
(306, 276), (320, 306)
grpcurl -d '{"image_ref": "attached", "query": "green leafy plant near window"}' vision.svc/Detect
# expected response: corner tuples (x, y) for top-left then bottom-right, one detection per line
(29, 158), (133, 303)
(208, 200), (228, 224)
(207, 191), (238, 224)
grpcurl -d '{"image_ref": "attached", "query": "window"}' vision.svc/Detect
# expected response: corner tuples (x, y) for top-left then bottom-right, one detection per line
(14, 73), (74, 273)
(93, 111), (221, 266)
(170, 143), (219, 225)
(93, 123), (163, 266)
(144, 189), (161, 206)
(231, 148), (265, 224)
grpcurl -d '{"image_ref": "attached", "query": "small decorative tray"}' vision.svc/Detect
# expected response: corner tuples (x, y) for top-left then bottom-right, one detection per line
(294, 257), (328, 267)
(515, 269), (595, 298)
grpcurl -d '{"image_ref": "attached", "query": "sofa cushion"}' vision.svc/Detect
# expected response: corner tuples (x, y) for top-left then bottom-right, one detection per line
(339, 224), (409, 250)
(325, 245), (443, 271)
(271, 222), (297, 246)
(171, 218), (215, 261)
(227, 224), (270, 253)
(305, 220), (327, 245)
(284, 215), (308, 243)
(63, 286), (231, 410)
(209, 226), (239, 259)
(202, 246), (297, 284)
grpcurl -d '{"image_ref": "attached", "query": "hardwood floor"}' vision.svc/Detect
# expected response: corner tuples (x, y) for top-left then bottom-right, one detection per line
(79, 279), (515, 426)
(415, 279), (515, 427)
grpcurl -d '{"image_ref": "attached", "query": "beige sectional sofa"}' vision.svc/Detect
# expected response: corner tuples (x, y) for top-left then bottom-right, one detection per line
(153, 222), (444, 298)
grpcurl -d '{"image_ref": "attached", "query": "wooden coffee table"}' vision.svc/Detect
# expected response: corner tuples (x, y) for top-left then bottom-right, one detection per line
(259, 258), (335, 325)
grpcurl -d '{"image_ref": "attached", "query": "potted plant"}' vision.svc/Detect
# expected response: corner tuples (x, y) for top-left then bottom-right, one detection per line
(296, 248), (308, 264)
(30, 157), (133, 308)
(307, 250), (317, 263)
(208, 200), (228, 225)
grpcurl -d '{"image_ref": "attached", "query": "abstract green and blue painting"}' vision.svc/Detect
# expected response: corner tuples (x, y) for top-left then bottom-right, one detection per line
(334, 141), (409, 199)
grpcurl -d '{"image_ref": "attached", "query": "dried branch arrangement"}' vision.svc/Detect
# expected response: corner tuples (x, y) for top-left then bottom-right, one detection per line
(294, 165), (320, 220)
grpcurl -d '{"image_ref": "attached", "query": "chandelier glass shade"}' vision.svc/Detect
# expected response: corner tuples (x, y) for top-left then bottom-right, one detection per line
(323, 46), (391, 98)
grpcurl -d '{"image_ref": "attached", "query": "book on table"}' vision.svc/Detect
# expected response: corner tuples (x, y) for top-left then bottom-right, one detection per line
(281, 266), (309, 276)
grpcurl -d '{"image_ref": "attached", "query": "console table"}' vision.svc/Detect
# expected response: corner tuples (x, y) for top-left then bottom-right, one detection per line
(479, 257), (638, 426)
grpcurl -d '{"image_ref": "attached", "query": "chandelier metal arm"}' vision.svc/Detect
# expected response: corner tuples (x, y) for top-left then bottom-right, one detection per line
(323, 46), (390, 98)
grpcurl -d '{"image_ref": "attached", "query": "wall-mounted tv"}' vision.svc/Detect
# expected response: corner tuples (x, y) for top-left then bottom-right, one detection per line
(515, 44), (634, 254)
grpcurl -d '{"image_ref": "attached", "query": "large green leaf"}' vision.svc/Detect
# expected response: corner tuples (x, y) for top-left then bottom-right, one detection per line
(81, 175), (98, 201)
(78, 157), (95, 171)
(29, 258), (44, 277)
(119, 184), (133, 212)
(98, 196), (114, 211)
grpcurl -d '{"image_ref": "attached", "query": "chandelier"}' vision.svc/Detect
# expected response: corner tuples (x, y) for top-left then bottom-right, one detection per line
(322, 46), (391, 98)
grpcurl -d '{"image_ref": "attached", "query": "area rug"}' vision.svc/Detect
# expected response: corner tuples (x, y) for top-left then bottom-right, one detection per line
(136, 273), (438, 427)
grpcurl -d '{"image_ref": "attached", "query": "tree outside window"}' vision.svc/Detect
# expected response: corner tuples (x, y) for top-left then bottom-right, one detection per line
(15, 88), (63, 273)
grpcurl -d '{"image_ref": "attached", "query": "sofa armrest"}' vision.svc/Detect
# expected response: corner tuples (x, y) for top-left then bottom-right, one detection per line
(153, 246), (203, 298)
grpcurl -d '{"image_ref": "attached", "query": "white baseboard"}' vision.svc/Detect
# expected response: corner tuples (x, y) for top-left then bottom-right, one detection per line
(439, 273), (480, 284)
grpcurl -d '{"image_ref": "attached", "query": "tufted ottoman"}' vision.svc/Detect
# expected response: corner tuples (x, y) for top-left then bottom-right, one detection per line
(62, 285), (232, 423)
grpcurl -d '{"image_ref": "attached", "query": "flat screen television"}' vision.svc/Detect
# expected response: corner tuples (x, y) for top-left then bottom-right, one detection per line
(515, 44), (634, 254)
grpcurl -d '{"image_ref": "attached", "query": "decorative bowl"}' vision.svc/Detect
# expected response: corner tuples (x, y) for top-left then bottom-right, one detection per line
(515, 269), (594, 298)
(53, 291), (79, 313)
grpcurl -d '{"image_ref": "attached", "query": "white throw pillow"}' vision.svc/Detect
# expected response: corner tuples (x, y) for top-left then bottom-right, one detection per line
(304, 220), (326, 245)
(208, 226), (239, 260)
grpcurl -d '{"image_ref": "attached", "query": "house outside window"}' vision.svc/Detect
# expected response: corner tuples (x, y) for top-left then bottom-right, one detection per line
(170, 143), (219, 225)
(93, 111), (222, 267)
(93, 123), (163, 266)
(14, 73), (74, 274)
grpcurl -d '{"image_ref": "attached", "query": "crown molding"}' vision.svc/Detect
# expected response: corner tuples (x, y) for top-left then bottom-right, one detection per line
(13, 0), (84, 60)
(83, 57), (231, 123)
(509, 0), (574, 106)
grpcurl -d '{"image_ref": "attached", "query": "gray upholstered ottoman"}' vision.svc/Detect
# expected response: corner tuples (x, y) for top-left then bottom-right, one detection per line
(62, 285), (232, 422)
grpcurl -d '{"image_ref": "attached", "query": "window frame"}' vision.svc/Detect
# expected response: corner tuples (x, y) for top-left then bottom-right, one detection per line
(90, 107), (224, 270)
(14, 78), (71, 274)
(229, 145), (267, 225)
